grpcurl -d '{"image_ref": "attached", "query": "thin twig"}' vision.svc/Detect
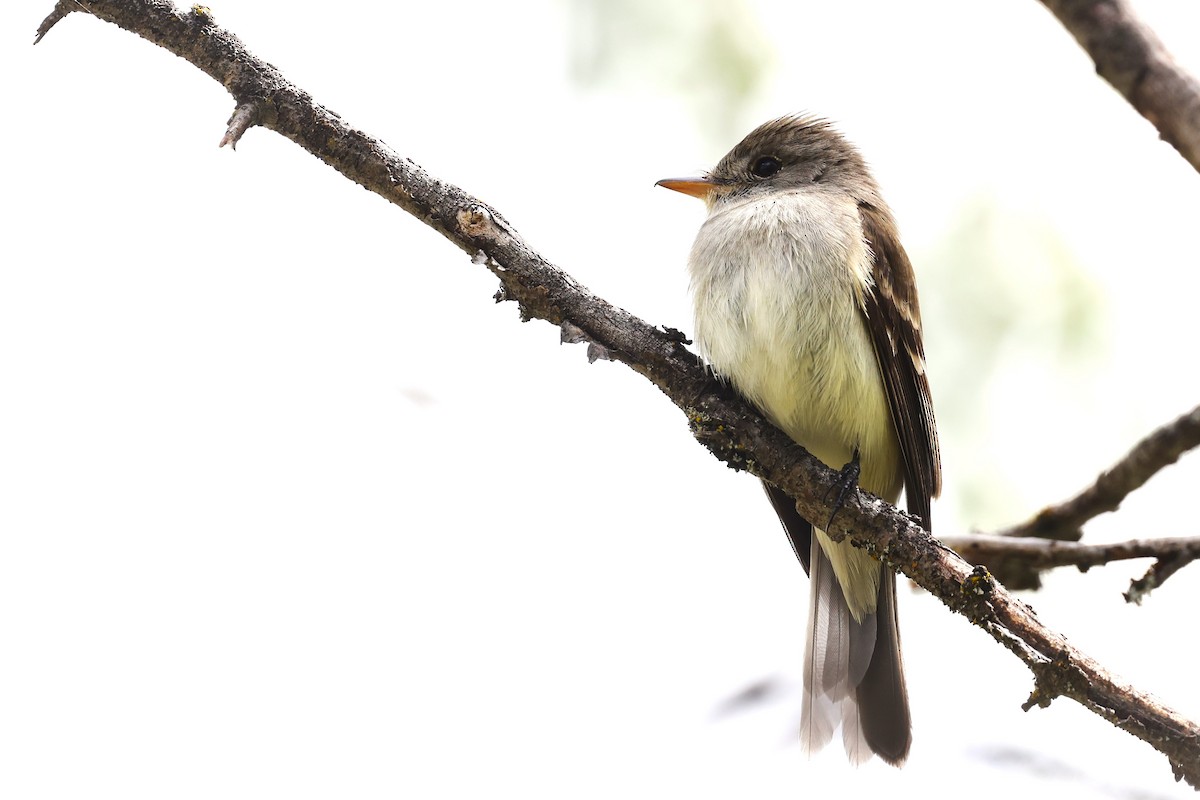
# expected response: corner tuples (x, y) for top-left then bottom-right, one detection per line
(1126, 554), (1191, 605)
(33, 0), (1200, 786)
(992, 404), (1200, 541)
(940, 533), (1200, 594)
(33, 0), (75, 44)
(1038, 0), (1200, 174)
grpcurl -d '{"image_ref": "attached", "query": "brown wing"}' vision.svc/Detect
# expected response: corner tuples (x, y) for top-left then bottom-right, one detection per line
(858, 203), (942, 530)
(764, 481), (813, 574)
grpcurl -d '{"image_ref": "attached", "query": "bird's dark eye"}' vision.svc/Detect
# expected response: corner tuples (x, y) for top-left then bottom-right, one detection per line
(750, 156), (781, 178)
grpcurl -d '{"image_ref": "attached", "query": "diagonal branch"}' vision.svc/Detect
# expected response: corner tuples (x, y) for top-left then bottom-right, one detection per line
(1038, 0), (1200, 174)
(992, 403), (1200, 541)
(34, 0), (1200, 787)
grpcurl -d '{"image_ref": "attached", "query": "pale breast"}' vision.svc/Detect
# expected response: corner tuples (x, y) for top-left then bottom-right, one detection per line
(688, 191), (901, 500)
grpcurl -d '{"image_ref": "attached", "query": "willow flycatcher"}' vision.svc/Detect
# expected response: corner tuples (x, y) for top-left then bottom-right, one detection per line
(657, 115), (941, 766)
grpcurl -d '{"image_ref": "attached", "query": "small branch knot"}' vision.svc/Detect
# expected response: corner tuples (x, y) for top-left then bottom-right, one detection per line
(457, 205), (496, 239)
(456, 204), (523, 245)
(956, 564), (999, 623)
(660, 326), (692, 346)
(1024, 654), (1087, 712)
(961, 564), (995, 597)
(220, 100), (269, 149)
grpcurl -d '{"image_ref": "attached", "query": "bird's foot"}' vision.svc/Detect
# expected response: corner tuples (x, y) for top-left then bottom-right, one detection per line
(824, 450), (861, 530)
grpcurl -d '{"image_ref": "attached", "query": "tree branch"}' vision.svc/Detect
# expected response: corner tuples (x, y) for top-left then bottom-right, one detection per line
(1126, 552), (1193, 606)
(34, 0), (1200, 787)
(1038, 0), (1200, 174)
(939, 532), (1200, 596)
(992, 404), (1200, 542)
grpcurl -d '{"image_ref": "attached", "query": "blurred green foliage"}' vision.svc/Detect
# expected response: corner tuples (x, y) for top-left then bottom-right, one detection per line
(918, 196), (1108, 528)
(563, 0), (773, 143)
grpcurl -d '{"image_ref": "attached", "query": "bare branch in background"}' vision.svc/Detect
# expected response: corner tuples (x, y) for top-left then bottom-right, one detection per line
(940, 532), (1200, 596)
(1126, 552), (1192, 605)
(1039, 0), (1200, 173)
(33, 0), (1200, 787)
(991, 404), (1200, 542)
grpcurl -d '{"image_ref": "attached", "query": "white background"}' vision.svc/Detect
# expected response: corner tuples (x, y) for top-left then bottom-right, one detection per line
(4, 1), (1200, 797)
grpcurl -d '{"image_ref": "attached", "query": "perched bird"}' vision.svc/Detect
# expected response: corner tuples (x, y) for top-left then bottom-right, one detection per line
(657, 115), (941, 766)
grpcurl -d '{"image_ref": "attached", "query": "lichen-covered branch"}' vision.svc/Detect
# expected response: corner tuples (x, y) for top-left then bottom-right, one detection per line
(1038, 0), (1200, 174)
(992, 404), (1200, 542)
(940, 532), (1200, 597)
(34, 0), (1200, 786)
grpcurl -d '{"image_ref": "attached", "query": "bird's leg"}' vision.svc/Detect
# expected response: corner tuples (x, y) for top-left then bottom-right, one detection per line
(824, 449), (861, 530)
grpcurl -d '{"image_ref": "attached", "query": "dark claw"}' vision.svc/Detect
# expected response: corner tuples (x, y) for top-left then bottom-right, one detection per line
(825, 450), (861, 530)
(688, 370), (736, 408)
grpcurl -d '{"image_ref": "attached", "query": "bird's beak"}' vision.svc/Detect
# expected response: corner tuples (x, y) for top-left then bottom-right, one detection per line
(655, 177), (715, 201)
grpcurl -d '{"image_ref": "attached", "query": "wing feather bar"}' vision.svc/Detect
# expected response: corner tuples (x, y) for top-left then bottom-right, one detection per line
(857, 203), (942, 530)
